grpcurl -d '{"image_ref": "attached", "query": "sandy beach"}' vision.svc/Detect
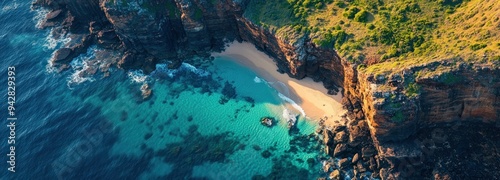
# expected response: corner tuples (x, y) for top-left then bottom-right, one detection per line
(212, 42), (346, 126)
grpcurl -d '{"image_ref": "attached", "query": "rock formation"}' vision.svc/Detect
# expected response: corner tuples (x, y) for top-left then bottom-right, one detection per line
(33, 0), (500, 179)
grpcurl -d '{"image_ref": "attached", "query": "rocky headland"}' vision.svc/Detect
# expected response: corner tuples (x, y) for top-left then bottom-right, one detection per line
(33, 0), (500, 179)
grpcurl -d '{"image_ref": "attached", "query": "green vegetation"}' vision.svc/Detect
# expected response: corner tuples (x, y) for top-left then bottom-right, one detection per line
(194, 7), (203, 20)
(354, 10), (370, 23)
(391, 111), (405, 123)
(243, 0), (498, 99)
(405, 82), (420, 98)
(470, 43), (487, 51)
(312, 30), (349, 49)
(245, 0), (499, 75)
(165, 1), (180, 17)
(439, 73), (461, 85)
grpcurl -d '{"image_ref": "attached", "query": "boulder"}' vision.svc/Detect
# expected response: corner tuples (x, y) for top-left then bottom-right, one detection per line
(260, 117), (274, 127)
(352, 153), (359, 164)
(118, 52), (136, 69)
(361, 146), (377, 159)
(98, 30), (118, 41)
(329, 170), (341, 180)
(323, 161), (332, 172)
(140, 83), (152, 99)
(46, 10), (62, 20)
(52, 48), (72, 63)
(334, 131), (348, 144)
(356, 161), (367, 173)
(334, 143), (348, 157)
(323, 130), (334, 146)
(338, 158), (350, 170)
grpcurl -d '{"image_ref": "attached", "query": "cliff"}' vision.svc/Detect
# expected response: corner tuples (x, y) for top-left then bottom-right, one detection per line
(34, 0), (500, 179)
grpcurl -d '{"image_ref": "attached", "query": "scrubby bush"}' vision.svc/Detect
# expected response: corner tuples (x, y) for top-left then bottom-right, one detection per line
(354, 10), (370, 23)
(343, 7), (360, 19)
(367, 24), (375, 30)
(470, 43), (487, 51)
(313, 30), (350, 49)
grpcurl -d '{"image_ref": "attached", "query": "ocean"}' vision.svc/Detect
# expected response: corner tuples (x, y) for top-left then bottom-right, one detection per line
(0, 1), (327, 179)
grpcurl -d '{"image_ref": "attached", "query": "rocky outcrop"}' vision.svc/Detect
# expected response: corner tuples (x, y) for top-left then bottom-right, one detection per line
(34, 0), (500, 179)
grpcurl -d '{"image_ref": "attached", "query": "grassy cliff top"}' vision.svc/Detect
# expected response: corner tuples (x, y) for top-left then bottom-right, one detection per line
(244, 0), (500, 75)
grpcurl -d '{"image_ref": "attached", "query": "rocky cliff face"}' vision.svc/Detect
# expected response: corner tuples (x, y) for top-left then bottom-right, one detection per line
(34, 0), (499, 179)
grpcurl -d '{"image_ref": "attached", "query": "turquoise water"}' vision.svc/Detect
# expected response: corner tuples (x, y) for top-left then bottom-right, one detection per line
(47, 53), (326, 179)
(0, 1), (326, 179)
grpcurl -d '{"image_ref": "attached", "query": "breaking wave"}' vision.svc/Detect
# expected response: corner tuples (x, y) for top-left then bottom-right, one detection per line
(150, 62), (210, 79)
(127, 70), (149, 84)
(32, 7), (49, 29)
(2, 1), (19, 13)
(43, 32), (71, 50)
(278, 93), (306, 117)
(253, 76), (262, 83)
(66, 46), (98, 88)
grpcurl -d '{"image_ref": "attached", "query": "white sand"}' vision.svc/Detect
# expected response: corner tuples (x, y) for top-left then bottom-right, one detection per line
(212, 42), (346, 126)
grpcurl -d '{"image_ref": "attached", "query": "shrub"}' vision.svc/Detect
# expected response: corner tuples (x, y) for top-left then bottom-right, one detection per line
(391, 111), (405, 122)
(343, 7), (360, 19)
(440, 73), (461, 85)
(354, 10), (370, 23)
(367, 24), (375, 30)
(470, 43), (487, 51)
(315, 2), (323, 9)
(313, 30), (350, 49)
(335, 1), (346, 8)
(405, 82), (420, 98)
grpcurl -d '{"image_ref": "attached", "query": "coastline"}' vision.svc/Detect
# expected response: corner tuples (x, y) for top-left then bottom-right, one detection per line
(212, 42), (346, 126)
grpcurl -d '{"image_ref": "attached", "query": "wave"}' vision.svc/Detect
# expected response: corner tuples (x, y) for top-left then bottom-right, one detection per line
(127, 70), (149, 84)
(150, 62), (210, 79)
(253, 76), (262, 83)
(32, 7), (50, 29)
(43, 32), (71, 50)
(179, 63), (210, 77)
(66, 46), (99, 88)
(278, 93), (306, 117)
(1, 1), (19, 13)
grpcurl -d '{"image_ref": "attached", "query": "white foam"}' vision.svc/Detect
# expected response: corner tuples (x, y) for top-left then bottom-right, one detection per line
(253, 76), (262, 83)
(32, 7), (50, 29)
(2, 1), (19, 13)
(278, 93), (306, 117)
(179, 63), (210, 77)
(150, 63), (174, 78)
(150, 62), (210, 79)
(127, 70), (149, 84)
(43, 32), (71, 50)
(66, 46), (98, 87)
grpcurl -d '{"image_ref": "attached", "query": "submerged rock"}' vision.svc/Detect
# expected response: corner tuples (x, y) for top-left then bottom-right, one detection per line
(140, 83), (152, 99)
(260, 117), (274, 127)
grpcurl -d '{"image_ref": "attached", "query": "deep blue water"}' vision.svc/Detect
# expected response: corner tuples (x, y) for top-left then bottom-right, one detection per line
(0, 1), (327, 179)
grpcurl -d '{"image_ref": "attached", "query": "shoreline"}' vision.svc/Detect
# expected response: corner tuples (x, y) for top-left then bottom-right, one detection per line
(212, 42), (346, 126)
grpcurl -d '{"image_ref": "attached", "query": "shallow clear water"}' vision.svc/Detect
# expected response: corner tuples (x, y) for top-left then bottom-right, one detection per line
(0, 1), (326, 179)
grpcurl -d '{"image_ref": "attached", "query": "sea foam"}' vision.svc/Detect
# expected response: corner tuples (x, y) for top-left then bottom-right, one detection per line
(66, 46), (98, 88)
(278, 93), (306, 117)
(43, 32), (71, 50)
(2, 1), (19, 13)
(32, 7), (49, 29)
(253, 76), (262, 83)
(127, 70), (149, 84)
(150, 62), (210, 79)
